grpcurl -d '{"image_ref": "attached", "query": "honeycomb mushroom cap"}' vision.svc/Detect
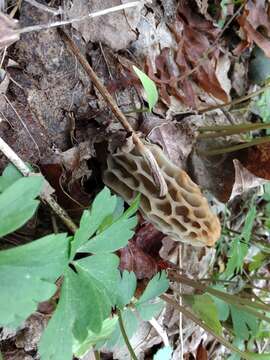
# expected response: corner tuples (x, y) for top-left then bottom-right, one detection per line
(103, 142), (221, 247)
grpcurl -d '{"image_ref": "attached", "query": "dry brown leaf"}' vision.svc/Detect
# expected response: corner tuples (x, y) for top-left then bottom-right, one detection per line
(241, 142), (270, 179)
(146, 1), (229, 108)
(237, 0), (270, 58)
(230, 159), (267, 200)
(196, 341), (208, 360)
(67, 0), (141, 50)
(195, 0), (208, 16)
(0, 12), (19, 49)
(146, 117), (199, 169)
(119, 241), (160, 279)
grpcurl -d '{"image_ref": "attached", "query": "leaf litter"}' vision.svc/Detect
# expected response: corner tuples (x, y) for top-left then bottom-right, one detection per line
(0, 0), (270, 359)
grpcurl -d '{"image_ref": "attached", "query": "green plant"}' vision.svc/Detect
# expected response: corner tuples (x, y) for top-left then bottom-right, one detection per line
(0, 164), (169, 360)
(1, 163), (270, 360)
(133, 65), (158, 112)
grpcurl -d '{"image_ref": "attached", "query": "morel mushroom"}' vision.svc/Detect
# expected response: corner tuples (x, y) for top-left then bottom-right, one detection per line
(103, 142), (220, 247)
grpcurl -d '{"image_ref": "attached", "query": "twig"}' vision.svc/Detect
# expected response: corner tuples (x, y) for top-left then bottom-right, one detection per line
(116, 308), (138, 360)
(59, 29), (168, 197)
(197, 123), (270, 139)
(0, 136), (78, 233)
(198, 135), (270, 156)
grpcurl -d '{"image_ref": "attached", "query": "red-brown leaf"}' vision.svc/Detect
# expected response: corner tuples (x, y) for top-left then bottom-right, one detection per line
(196, 341), (208, 360)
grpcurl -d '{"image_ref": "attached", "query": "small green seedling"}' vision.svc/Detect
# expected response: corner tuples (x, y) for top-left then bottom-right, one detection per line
(133, 65), (158, 112)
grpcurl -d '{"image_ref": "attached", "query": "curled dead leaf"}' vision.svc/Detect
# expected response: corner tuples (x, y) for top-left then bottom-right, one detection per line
(230, 158), (267, 200)
(237, 0), (270, 58)
(146, 117), (199, 169)
(0, 12), (19, 49)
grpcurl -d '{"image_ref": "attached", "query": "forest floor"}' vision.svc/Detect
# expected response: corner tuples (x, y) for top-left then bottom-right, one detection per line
(0, 0), (270, 359)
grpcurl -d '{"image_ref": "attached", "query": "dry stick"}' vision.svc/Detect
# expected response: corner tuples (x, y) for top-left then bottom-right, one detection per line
(159, 294), (254, 360)
(59, 29), (168, 197)
(0, 136), (78, 234)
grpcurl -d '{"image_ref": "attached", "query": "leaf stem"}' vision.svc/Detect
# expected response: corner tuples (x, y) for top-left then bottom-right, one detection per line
(199, 122), (270, 132)
(159, 294), (255, 360)
(198, 82), (270, 113)
(116, 308), (138, 360)
(168, 271), (270, 314)
(198, 123), (270, 139)
(197, 135), (270, 156)
(94, 350), (101, 360)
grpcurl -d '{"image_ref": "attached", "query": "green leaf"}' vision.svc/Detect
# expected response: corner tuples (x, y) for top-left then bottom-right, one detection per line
(71, 187), (118, 256)
(122, 193), (140, 219)
(74, 254), (120, 308)
(0, 164), (22, 192)
(210, 286), (230, 321)
(137, 271), (169, 304)
(39, 254), (120, 360)
(227, 338), (244, 360)
(39, 273), (74, 360)
(79, 215), (137, 254)
(249, 252), (268, 272)
(191, 294), (223, 335)
(221, 238), (248, 279)
(116, 271), (137, 308)
(218, 0), (229, 28)
(263, 182), (270, 201)
(0, 176), (43, 237)
(244, 352), (270, 360)
(154, 346), (173, 360)
(0, 233), (69, 328)
(133, 66), (158, 112)
(241, 205), (256, 242)
(39, 264), (114, 360)
(249, 47), (270, 84)
(74, 191), (139, 255)
(69, 266), (112, 340)
(136, 300), (165, 321)
(255, 88), (270, 129)
(230, 305), (259, 340)
(73, 317), (118, 358)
